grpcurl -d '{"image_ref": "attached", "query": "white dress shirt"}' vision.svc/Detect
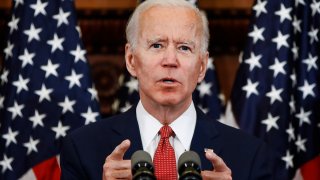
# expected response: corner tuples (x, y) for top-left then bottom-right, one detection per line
(136, 100), (197, 163)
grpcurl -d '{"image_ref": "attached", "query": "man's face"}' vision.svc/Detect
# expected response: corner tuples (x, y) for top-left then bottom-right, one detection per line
(126, 6), (208, 109)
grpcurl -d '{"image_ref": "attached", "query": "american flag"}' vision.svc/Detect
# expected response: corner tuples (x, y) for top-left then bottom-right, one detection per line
(0, 0), (100, 179)
(113, 57), (225, 122)
(230, 0), (320, 179)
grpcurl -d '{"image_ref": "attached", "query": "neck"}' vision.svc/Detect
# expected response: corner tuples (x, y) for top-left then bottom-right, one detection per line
(141, 99), (192, 125)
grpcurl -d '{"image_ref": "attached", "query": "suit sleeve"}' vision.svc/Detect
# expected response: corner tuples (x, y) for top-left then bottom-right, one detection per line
(249, 142), (275, 180)
(60, 135), (88, 180)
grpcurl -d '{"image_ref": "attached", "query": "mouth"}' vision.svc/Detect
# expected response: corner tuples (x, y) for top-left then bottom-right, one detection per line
(161, 77), (177, 83)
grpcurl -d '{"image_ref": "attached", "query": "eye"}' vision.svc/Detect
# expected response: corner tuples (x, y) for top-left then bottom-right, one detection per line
(151, 43), (162, 49)
(179, 45), (191, 52)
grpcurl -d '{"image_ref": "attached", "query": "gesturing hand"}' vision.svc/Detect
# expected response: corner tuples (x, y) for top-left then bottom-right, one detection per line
(103, 139), (132, 180)
(201, 151), (232, 180)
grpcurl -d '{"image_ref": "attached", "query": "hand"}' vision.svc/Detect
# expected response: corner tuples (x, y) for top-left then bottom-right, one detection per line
(103, 139), (132, 180)
(201, 151), (232, 180)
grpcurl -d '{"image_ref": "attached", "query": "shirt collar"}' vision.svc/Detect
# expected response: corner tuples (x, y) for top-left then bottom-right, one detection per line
(136, 100), (197, 151)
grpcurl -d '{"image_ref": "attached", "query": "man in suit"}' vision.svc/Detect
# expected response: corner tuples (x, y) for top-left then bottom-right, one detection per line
(60, 0), (274, 179)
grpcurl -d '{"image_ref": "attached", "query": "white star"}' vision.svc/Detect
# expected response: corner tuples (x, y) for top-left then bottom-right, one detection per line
(88, 86), (99, 101)
(81, 107), (99, 125)
(0, 69), (9, 85)
(290, 70), (297, 87)
(303, 53), (318, 71)
(70, 45), (86, 63)
(197, 81), (212, 98)
(244, 52), (262, 71)
(23, 23), (42, 42)
(29, 110), (46, 128)
(30, 0), (48, 17)
(281, 150), (294, 169)
(35, 84), (53, 102)
(298, 80), (316, 99)
(120, 102), (132, 113)
(41, 59), (60, 78)
(18, 48), (35, 68)
(248, 25), (265, 43)
(295, 107), (312, 126)
(286, 123), (295, 142)
(272, 31), (290, 50)
(0, 154), (14, 173)
(198, 104), (209, 114)
(310, 0), (320, 16)
(242, 79), (259, 98)
(0, 96), (4, 109)
(8, 15), (19, 33)
(253, 0), (267, 17)
(23, 137), (40, 155)
(2, 127), (19, 147)
(51, 121), (70, 139)
(295, 135), (307, 153)
(261, 113), (279, 132)
(47, 33), (65, 53)
(14, 0), (24, 8)
(289, 95), (296, 113)
(12, 75), (30, 93)
(291, 42), (299, 60)
(269, 58), (286, 78)
(207, 57), (214, 70)
(266, 85), (283, 104)
(76, 26), (82, 37)
(295, 0), (305, 7)
(58, 96), (76, 113)
(308, 26), (319, 44)
(65, 70), (83, 88)
(292, 16), (301, 33)
(275, 4), (292, 23)
(7, 101), (24, 119)
(4, 41), (14, 59)
(125, 77), (139, 94)
(53, 8), (70, 27)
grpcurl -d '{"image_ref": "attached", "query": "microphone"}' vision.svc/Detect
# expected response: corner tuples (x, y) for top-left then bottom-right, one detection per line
(131, 150), (156, 180)
(178, 151), (202, 180)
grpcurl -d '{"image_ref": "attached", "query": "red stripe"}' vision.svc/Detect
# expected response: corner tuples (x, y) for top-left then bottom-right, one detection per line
(32, 156), (61, 180)
(301, 155), (320, 180)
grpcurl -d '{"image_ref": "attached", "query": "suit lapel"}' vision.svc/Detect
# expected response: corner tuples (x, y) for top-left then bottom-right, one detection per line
(111, 105), (143, 159)
(190, 108), (222, 170)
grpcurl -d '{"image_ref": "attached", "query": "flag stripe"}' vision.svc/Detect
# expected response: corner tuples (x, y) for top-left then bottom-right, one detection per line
(33, 156), (60, 180)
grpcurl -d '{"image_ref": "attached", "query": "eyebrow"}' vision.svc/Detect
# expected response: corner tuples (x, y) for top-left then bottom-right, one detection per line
(146, 37), (168, 45)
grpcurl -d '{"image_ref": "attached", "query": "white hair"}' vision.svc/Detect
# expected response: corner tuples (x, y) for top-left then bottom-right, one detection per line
(126, 0), (210, 53)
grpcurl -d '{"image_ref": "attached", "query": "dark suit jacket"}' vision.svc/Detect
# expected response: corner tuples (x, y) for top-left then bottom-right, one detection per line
(60, 105), (274, 180)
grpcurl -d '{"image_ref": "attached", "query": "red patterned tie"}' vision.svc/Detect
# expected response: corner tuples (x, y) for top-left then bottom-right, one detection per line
(153, 125), (177, 180)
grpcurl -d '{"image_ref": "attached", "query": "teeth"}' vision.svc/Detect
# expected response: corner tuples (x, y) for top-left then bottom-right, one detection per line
(163, 80), (173, 83)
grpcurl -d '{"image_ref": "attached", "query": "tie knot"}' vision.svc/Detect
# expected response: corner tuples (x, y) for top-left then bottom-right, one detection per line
(159, 125), (174, 138)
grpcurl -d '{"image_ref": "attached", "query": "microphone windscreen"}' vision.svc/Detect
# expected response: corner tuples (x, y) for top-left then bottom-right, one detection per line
(178, 151), (201, 170)
(131, 150), (153, 167)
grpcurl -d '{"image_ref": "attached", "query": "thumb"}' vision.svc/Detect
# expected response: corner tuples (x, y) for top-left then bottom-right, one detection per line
(205, 150), (230, 172)
(108, 139), (131, 160)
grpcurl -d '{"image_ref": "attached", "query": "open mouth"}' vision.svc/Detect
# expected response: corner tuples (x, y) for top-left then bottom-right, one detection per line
(161, 78), (177, 84)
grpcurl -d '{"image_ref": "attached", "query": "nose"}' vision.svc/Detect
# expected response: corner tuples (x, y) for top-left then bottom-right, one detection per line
(161, 45), (178, 68)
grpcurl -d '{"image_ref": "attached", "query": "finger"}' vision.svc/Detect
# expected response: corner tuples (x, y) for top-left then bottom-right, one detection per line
(108, 139), (131, 161)
(103, 166), (132, 180)
(205, 151), (231, 173)
(105, 160), (131, 170)
(201, 170), (232, 180)
(103, 160), (131, 180)
(111, 169), (132, 179)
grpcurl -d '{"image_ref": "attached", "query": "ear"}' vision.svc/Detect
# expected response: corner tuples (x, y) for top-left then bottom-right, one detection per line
(197, 51), (209, 83)
(125, 43), (137, 77)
